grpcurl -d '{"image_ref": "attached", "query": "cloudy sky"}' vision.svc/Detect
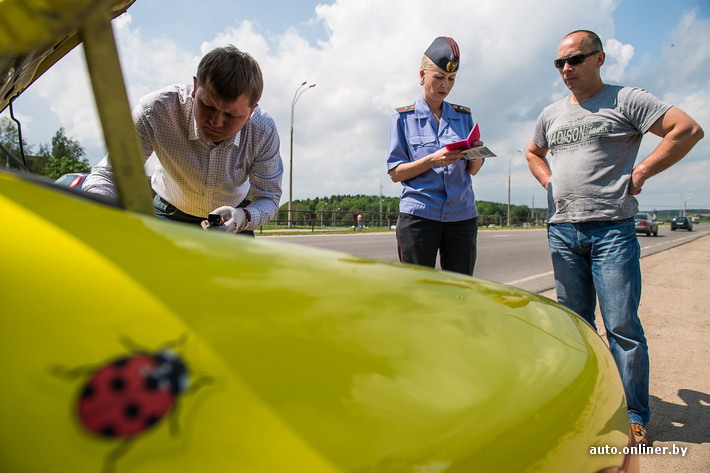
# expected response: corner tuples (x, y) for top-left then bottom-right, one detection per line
(6, 0), (710, 211)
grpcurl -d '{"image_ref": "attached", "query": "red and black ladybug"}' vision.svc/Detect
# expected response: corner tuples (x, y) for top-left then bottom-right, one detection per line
(52, 336), (211, 472)
(77, 349), (189, 438)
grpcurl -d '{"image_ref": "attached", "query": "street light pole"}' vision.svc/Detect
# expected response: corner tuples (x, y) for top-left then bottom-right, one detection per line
(288, 81), (316, 228)
(507, 157), (512, 227)
(680, 193), (692, 216)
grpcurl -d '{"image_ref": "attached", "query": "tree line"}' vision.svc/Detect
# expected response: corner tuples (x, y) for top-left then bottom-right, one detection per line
(279, 194), (543, 221)
(1, 117), (89, 179)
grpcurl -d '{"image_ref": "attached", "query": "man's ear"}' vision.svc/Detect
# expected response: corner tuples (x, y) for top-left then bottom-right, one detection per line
(192, 76), (198, 98)
(248, 103), (258, 120)
(597, 51), (606, 67)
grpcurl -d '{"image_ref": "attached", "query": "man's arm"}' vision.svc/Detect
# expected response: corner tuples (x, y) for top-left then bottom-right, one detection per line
(525, 140), (551, 190)
(82, 105), (154, 197)
(81, 156), (118, 197)
(629, 106), (704, 195)
(243, 121), (283, 229)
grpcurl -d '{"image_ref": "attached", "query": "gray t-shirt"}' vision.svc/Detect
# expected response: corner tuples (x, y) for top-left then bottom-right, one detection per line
(532, 85), (671, 223)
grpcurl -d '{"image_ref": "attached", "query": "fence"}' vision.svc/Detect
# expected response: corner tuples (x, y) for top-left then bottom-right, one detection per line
(261, 210), (540, 232)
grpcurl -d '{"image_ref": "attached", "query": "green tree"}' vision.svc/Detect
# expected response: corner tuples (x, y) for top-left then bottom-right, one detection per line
(50, 127), (85, 162)
(42, 155), (91, 179)
(0, 116), (32, 170)
(40, 128), (90, 179)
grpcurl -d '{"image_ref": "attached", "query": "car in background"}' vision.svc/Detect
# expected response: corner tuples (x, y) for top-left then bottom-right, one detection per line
(0, 1), (639, 472)
(634, 212), (658, 236)
(54, 172), (89, 188)
(691, 216), (700, 224)
(671, 216), (693, 231)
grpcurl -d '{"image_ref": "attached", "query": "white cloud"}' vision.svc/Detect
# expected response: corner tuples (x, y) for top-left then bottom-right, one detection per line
(10, 0), (710, 209)
(602, 38), (634, 82)
(660, 9), (710, 94)
(113, 14), (200, 104)
(30, 47), (102, 151)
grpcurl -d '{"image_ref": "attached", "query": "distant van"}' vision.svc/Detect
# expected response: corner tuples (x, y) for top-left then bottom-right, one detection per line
(691, 216), (700, 224)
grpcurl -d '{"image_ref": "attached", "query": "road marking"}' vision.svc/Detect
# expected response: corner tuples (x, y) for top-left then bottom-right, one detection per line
(506, 231), (709, 287)
(640, 231), (710, 251)
(506, 270), (554, 285)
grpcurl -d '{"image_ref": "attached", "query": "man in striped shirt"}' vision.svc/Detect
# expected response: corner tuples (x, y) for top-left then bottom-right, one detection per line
(84, 45), (283, 236)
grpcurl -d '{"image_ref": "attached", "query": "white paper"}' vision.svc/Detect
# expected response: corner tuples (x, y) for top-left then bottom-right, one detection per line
(461, 146), (496, 160)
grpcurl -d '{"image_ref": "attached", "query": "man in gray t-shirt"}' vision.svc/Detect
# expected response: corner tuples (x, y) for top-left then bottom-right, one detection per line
(532, 85), (670, 223)
(526, 30), (703, 446)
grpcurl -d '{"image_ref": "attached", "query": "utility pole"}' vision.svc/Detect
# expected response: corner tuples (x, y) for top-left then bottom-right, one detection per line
(288, 81), (315, 228)
(379, 180), (383, 226)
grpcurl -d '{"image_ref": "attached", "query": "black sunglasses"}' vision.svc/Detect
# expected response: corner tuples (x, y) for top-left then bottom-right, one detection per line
(554, 50), (600, 69)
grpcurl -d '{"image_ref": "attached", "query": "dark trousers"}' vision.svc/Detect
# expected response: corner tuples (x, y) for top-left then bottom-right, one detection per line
(396, 213), (478, 275)
(153, 195), (254, 237)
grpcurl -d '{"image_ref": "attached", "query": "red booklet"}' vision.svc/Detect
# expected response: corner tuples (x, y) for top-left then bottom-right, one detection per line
(445, 123), (480, 151)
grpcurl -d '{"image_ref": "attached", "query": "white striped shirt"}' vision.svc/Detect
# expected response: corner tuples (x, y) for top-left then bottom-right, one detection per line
(83, 83), (283, 229)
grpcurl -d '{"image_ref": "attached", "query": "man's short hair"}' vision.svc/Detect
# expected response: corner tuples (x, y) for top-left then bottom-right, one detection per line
(196, 45), (263, 106)
(565, 30), (604, 52)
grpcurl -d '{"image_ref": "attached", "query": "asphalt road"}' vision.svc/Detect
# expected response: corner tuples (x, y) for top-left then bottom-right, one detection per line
(262, 223), (710, 293)
(263, 225), (710, 471)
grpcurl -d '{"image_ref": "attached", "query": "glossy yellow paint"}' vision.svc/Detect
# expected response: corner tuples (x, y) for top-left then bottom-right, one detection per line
(1, 173), (631, 472)
(0, 0), (633, 470)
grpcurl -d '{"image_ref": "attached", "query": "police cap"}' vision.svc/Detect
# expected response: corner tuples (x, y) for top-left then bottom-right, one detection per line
(424, 36), (460, 73)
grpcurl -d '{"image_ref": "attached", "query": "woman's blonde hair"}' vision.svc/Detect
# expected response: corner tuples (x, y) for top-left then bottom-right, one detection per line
(420, 55), (436, 72)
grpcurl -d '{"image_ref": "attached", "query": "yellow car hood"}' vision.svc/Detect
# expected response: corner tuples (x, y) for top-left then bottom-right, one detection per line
(0, 172), (630, 472)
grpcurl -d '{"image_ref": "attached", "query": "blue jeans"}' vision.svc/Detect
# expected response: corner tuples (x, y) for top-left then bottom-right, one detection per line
(548, 219), (649, 425)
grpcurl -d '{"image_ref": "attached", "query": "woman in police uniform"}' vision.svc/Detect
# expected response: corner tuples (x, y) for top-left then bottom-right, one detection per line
(387, 36), (484, 275)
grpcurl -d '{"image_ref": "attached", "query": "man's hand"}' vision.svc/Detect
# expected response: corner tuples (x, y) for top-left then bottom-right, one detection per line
(628, 173), (645, 195)
(201, 206), (247, 234)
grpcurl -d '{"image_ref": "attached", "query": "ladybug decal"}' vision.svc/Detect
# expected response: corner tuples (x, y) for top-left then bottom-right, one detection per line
(52, 336), (211, 472)
(78, 350), (189, 438)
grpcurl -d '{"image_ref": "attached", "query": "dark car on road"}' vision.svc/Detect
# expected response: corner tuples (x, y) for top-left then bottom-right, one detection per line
(634, 212), (658, 236)
(671, 216), (693, 231)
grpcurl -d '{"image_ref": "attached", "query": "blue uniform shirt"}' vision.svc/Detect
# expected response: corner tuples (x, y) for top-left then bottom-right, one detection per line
(387, 96), (480, 222)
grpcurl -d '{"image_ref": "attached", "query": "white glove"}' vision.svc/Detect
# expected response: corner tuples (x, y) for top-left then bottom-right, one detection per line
(201, 206), (247, 234)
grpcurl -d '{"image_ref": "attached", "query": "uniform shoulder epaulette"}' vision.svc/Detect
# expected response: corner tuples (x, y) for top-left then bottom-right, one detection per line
(450, 103), (471, 114)
(395, 104), (415, 114)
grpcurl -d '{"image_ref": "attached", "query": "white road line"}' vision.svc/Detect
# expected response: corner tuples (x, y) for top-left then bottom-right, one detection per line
(506, 270), (555, 285)
(509, 231), (710, 286)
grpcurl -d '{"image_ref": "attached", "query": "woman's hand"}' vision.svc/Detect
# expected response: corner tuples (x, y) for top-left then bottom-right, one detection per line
(389, 145), (467, 183)
(430, 147), (465, 167)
